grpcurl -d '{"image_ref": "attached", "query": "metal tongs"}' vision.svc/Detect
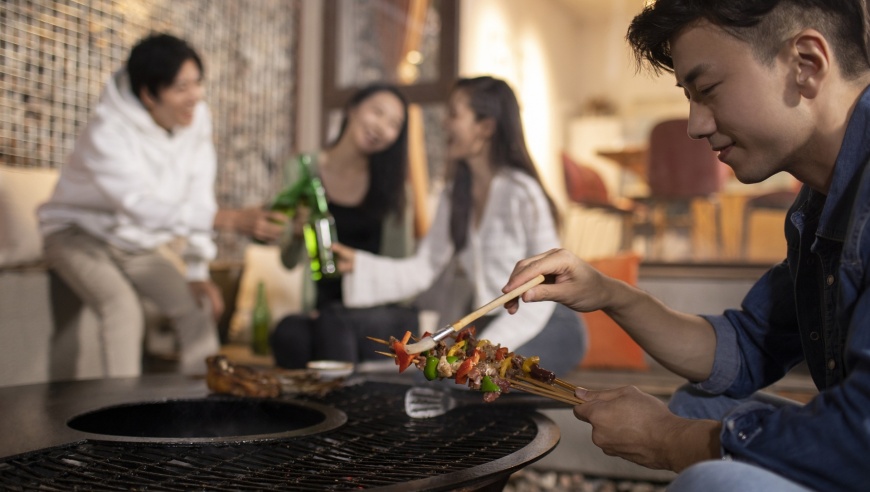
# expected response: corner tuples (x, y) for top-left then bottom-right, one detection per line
(403, 274), (545, 354)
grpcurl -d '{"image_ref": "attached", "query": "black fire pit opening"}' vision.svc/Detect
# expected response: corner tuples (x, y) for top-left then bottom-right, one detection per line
(67, 397), (343, 440)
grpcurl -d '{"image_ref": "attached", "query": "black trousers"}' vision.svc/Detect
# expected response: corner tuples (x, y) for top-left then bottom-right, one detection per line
(270, 304), (419, 369)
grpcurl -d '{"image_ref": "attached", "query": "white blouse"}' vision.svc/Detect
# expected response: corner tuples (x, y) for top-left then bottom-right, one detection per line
(343, 169), (560, 350)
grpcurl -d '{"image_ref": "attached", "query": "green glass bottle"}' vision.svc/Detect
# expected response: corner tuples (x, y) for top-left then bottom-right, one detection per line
(251, 281), (271, 356)
(303, 175), (340, 281)
(270, 154), (313, 216)
(252, 154), (313, 245)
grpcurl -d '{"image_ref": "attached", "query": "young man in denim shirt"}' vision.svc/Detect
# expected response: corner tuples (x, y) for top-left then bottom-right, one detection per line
(500, 1), (870, 490)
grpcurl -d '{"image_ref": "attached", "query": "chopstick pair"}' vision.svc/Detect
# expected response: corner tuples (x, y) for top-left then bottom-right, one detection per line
(402, 275), (546, 354)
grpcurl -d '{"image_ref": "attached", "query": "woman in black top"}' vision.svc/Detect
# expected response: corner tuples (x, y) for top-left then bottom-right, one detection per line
(271, 83), (416, 368)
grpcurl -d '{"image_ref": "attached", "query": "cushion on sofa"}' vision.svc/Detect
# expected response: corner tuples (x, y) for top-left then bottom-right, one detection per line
(229, 243), (305, 342)
(0, 166), (58, 268)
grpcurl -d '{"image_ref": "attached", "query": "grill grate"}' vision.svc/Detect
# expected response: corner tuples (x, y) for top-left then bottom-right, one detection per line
(0, 381), (552, 491)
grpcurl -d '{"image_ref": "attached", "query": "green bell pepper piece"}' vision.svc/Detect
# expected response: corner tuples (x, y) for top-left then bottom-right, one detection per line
(480, 375), (500, 393)
(423, 356), (439, 380)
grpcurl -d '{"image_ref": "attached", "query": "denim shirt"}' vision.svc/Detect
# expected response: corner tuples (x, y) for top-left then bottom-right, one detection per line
(698, 87), (870, 491)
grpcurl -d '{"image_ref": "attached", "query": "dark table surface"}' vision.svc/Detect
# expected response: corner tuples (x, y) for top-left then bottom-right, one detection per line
(0, 373), (561, 491)
(0, 374), (212, 458)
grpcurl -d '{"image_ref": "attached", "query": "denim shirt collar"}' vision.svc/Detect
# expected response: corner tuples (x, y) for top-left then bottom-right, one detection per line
(815, 85), (870, 241)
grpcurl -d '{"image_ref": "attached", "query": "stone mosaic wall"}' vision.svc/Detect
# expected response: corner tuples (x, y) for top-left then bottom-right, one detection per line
(1, 0), (300, 261)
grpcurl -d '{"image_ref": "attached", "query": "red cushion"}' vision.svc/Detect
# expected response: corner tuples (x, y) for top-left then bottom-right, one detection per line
(579, 253), (648, 371)
(562, 153), (610, 206)
(647, 119), (725, 198)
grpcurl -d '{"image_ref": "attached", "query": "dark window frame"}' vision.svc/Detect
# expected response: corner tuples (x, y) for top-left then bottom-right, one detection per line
(320, 0), (459, 143)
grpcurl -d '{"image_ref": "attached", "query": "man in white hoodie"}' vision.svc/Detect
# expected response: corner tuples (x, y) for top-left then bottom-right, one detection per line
(39, 34), (221, 377)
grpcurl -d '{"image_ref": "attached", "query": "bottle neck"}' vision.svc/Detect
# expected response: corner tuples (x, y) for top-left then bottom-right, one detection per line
(291, 153), (312, 184)
(272, 154), (314, 212)
(310, 177), (330, 214)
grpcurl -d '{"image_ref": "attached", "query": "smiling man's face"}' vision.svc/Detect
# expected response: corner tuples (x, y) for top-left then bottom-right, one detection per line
(671, 20), (813, 184)
(142, 59), (204, 132)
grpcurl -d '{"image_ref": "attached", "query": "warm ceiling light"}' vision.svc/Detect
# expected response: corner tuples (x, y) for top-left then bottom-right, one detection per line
(405, 50), (423, 65)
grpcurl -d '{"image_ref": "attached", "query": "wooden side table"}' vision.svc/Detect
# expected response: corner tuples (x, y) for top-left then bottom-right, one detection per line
(597, 146), (649, 181)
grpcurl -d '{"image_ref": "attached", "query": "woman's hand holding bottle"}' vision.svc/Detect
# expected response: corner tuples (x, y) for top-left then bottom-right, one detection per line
(330, 242), (356, 273)
(291, 204), (310, 237)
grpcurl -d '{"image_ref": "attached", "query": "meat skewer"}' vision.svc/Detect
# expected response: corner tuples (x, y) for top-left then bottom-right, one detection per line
(368, 330), (586, 405)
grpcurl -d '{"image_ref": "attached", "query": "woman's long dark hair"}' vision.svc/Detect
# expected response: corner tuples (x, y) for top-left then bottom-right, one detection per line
(449, 76), (559, 251)
(329, 83), (410, 220)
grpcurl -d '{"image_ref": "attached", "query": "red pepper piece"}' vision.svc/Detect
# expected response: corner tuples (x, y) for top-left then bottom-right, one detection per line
(454, 349), (480, 384)
(456, 326), (476, 343)
(392, 339), (416, 373)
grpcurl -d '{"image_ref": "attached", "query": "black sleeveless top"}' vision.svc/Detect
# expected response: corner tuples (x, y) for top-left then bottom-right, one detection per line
(315, 201), (383, 309)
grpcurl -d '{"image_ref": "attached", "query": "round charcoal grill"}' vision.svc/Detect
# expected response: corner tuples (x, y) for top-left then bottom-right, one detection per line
(0, 376), (559, 491)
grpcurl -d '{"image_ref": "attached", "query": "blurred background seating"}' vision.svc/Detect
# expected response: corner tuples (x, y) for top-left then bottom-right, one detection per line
(561, 152), (635, 257)
(634, 118), (730, 260)
(741, 187), (799, 260)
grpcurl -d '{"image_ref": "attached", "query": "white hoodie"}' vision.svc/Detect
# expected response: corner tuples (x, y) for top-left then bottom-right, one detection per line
(38, 70), (217, 281)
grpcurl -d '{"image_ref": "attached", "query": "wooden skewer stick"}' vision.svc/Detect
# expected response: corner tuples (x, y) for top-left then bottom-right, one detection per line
(516, 374), (588, 394)
(522, 381), (584, 405)
(375, 351), (396, 358)
(514, 374), (568, 390)
(514, 375), (586, 402)
(367, 336), (390, 346)
(554, 378), (583, 392)
(509, 379), (565, 399)
(509, 380), (585, 406)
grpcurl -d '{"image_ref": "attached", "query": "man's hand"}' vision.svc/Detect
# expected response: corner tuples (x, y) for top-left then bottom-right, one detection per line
(239, 207), (288, 243)
(573, 386), (721, 472)
(331, 242), (356, 273)
(503, 249), (718, 381)
(214, 207), (287, 243)
(501, 248), (614, 314)
(189, 280), (225, 321)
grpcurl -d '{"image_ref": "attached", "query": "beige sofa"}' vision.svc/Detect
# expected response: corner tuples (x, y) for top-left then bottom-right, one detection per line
(0, 166), (104, 386)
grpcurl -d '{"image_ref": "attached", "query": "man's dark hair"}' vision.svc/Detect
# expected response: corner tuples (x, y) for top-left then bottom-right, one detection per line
(127, 33), (204, 102)
(627, 0), (870, 79)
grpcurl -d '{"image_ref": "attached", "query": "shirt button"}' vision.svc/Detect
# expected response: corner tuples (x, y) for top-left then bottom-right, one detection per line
(828, 359), (836, 370)
(826, 275), (835, 286)
(810, 332), (820, 341)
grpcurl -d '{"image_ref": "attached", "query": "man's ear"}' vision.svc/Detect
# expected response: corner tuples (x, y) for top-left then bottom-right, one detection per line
(792, 28), (830, 99)
(139, 87), (158, 109)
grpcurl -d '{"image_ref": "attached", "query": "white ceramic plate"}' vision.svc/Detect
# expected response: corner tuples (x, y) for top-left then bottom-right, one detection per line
(307, 360), (354, 380)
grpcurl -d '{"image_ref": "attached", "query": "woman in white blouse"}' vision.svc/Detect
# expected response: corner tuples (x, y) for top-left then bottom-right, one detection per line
(333, 76), (586, 375)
